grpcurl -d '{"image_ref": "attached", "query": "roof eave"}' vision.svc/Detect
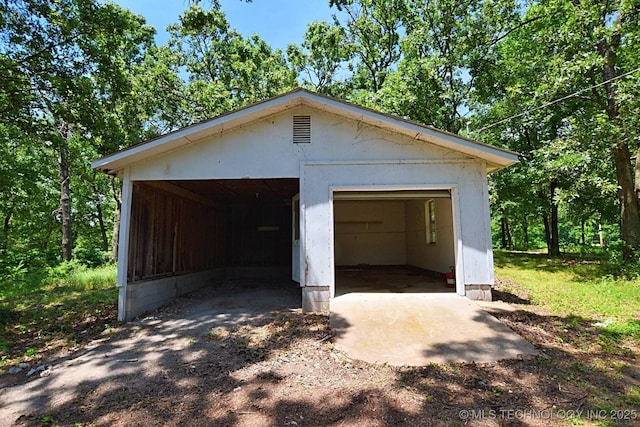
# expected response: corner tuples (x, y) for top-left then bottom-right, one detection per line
(91, 90), (309, 173)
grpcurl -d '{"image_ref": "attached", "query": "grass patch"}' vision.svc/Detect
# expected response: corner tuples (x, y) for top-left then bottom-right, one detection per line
(492, 252), (639, 424)
(0, 263), (118, 368)
(63, 265), (117, 290)
(1, 253), (638, 425)
(494, 251), (640, 342)
(46, 261), (117, 290)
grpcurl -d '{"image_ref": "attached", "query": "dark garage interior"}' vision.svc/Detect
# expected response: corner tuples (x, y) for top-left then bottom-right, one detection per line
(127, 178), (299, 283)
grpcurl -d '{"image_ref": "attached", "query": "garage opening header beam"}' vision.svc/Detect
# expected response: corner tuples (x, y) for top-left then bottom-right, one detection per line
(333, 190), (450, 201)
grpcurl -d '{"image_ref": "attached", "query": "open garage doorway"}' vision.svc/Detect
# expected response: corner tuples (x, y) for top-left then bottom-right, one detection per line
(332, 190), (456, 297)
(122, 178), (300, 319)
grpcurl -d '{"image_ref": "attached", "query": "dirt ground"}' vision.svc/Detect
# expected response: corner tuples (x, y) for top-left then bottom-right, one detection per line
(1, 279), (639, 427)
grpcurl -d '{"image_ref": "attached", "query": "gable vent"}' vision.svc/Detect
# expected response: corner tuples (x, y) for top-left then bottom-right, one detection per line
(292, 115), (311, 143)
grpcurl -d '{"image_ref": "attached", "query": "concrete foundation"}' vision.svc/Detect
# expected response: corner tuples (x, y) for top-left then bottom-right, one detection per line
(120, 266), (295, 321)
(122, 269), (226, 321)
(465, 284), (492, 302)
(302, 286), (330, 312)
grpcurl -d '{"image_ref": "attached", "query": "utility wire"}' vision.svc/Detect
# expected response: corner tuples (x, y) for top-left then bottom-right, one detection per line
(472, 66), (640, 134)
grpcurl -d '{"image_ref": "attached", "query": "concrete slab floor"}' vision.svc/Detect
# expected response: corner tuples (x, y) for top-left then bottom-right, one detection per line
(330, 293), (538, 366)
(335, 266), (454, 296)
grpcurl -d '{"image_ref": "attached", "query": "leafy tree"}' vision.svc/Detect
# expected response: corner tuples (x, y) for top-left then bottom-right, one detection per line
(0, 124), (59, 267)
(0, 0), (154, 263)
(471, 0), (640, 257)
(330, 0), (406, 94)
(131, 46), (191, 135)
(168, 4), (297, 122)
(373, 0), (517, 133)
(286, 21), (351, 96)
(2, 0), (639, 270)
(327, 0), (519, 134)
(484, 0), (640, 257)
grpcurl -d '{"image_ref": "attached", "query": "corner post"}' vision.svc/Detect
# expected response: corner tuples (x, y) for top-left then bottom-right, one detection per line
(116, 170), (133, 321)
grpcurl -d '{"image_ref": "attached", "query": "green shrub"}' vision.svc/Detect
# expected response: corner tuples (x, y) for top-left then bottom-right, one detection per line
(72, 239), (109, 268)
(46, 260), (83, 281)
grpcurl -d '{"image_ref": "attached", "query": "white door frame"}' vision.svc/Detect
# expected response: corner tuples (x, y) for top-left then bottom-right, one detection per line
(292, 193), (301, 283)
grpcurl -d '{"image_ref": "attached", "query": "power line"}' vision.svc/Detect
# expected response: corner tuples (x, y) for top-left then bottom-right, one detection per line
(472, 66), (640, 134)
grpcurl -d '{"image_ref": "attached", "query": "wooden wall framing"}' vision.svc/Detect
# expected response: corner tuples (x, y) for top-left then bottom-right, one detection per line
(128, 183), (225, 282)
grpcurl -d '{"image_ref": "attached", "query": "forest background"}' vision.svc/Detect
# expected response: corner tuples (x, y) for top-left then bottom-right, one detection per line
(2, 0), (640, 284)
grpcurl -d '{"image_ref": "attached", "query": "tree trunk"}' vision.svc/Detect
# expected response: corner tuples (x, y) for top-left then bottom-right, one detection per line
(542, 210), (560, 255)
(635, 145), (640, 206)
(542, 180), (561, 256)
(599, 223), (605, 247)
(543, 214), (551, 253)
(1, 211), (11, 252)
(96, 199), (109, 252)
(110, 178), (122, 263)
(597, 36), (640, 258)
(500, 210), (508, 249)
(549, 197), (560, 256)
(580, 218), (585, 246)
(614, 141), (640, 258)
(58, 140), (72, 262)
(522, 216), (529, 251)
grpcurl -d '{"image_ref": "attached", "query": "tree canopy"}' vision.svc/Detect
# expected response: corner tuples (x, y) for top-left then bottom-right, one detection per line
(2, 0), (640, 275)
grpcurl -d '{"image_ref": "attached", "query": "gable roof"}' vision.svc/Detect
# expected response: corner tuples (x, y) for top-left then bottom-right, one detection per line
(92, 88), (518, 174)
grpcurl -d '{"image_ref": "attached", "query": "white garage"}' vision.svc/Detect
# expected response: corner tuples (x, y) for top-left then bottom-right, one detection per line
(92, 88), (518, 321)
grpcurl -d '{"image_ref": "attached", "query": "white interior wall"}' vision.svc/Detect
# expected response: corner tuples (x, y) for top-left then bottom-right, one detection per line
(405, 199), (455, 273)
(334, 200), (407, 265)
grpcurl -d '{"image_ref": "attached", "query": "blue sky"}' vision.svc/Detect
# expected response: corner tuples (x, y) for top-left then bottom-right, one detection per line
(110, 0), (340, 50)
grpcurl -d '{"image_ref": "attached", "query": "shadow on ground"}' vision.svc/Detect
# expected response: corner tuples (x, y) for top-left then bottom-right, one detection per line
(2, 280), (639, 427)
(493, 251), (613, 281)
(491, 286), (531, 305)
(0, 286), (118, 367)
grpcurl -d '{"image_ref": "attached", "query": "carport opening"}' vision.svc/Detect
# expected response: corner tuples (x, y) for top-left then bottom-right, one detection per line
(127, 178), (299, 283)
(333, 190), (456, 296)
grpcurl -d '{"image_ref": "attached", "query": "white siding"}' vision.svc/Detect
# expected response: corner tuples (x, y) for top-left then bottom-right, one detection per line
(301, 161), (492, 296)
(127, 107), (470, 181)
(121, 106), (494, 298)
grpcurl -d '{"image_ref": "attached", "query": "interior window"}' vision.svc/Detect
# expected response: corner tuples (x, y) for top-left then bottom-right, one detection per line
(426, 200), (436, 244)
